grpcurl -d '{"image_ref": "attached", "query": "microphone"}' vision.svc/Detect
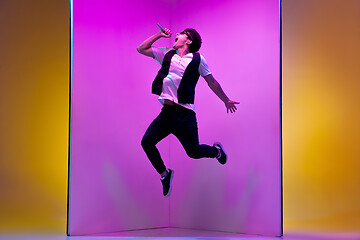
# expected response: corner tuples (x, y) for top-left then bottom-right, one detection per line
(157, 23), (171, 36)
(156, 23), (165, 32)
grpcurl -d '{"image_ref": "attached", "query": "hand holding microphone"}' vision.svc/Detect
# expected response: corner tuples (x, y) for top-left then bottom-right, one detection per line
(157, 23), (172, 38)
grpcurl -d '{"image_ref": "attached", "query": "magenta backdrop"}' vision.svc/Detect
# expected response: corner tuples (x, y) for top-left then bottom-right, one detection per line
(69, 0), (281, 236)
(69, 0), (172, 235)
(168, 0), (281, 236)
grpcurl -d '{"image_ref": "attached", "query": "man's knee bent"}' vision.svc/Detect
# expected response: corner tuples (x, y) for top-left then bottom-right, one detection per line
(141, 135), (153, 149)
(186, 148), (202, 159)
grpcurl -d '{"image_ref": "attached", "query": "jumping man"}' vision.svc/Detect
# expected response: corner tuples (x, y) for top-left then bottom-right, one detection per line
(137, 26), (239, 197)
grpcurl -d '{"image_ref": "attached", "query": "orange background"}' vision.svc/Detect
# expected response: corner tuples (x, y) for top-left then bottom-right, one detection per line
(0, 0), (359, 234)
(282, 0), (360, 232)
(0, 0), (69, 233)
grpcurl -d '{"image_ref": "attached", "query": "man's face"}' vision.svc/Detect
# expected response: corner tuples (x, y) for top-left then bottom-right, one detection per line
(173, 31), (192, 49)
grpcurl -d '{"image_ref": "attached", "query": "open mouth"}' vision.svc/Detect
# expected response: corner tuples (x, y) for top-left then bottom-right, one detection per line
(175, 37), (178, 42)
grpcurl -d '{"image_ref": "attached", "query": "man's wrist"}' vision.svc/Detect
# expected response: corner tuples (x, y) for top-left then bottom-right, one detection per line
(156, 31), (163, 38)
(224, 98), (230, 104)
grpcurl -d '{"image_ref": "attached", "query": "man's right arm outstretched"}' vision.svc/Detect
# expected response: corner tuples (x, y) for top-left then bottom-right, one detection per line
(136, 28), (172, 58)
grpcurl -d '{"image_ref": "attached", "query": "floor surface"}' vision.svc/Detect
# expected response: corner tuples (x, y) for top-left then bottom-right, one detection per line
(1, 228), (360, 240)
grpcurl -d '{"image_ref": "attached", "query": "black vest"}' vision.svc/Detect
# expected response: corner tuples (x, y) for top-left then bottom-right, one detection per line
(152, 50), (201, 104)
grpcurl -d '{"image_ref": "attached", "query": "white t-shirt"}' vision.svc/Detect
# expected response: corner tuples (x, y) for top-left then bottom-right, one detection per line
(152, 47), (212, 111)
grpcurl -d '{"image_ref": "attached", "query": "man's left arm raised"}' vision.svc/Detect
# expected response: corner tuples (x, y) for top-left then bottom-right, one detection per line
(203, 74), (240, 113)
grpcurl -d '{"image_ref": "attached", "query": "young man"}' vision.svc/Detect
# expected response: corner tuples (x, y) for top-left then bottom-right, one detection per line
(137, 27), (239, 197)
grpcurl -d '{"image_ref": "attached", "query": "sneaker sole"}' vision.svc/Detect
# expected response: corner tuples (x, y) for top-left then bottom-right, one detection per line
(214, 142), (227, 164)
(164, 169), (174, 197)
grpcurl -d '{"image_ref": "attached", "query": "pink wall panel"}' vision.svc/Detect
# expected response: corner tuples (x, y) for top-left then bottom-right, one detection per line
(69, 0), (172, 235)
(168, 0), (281, 236)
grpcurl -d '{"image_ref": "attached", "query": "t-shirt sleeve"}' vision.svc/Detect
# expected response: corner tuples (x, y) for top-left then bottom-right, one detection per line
(199, 55), (212, 77)
(152, 47), (171, 65)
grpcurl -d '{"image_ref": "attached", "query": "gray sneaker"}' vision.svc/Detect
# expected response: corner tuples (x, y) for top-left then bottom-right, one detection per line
(214, 142), (227, 165)
(160, 169), (174, 197)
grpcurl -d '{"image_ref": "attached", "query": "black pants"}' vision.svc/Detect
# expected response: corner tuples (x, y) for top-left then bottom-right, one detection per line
(141, 104), (218, 174)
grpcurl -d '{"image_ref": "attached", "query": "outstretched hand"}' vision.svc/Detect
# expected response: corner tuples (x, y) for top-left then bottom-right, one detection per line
(225, 100), (240, 113)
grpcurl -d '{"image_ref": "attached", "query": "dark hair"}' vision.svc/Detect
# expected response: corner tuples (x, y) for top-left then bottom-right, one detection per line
(184, 28), (202, 53)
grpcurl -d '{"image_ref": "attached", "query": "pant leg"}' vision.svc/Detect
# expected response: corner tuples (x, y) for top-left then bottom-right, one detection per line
(172, 109), (218, 159)
(141, 108), (171, 174)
